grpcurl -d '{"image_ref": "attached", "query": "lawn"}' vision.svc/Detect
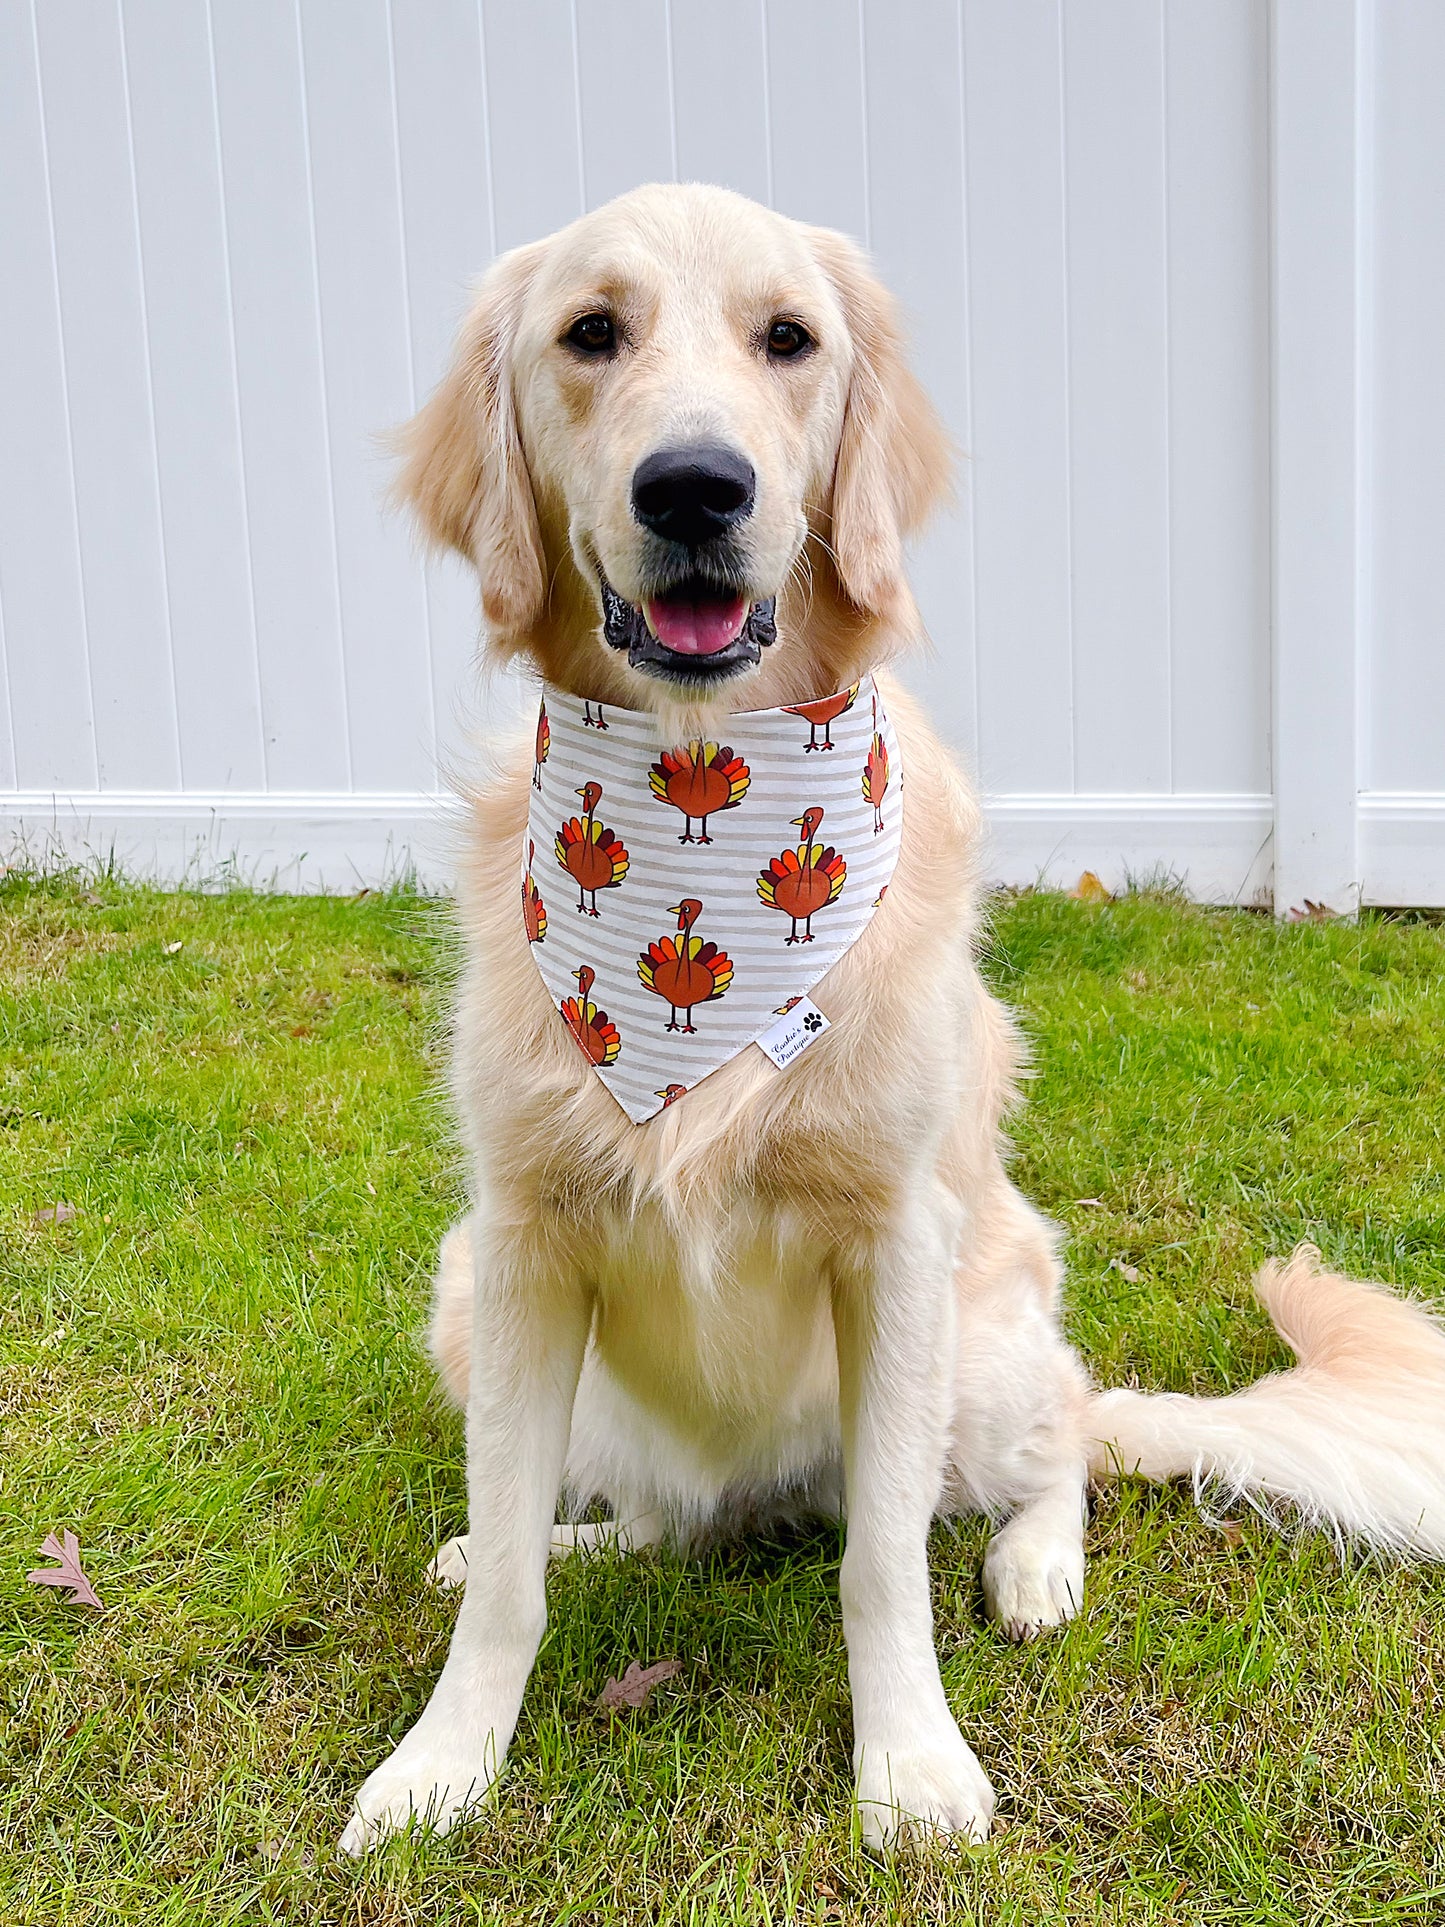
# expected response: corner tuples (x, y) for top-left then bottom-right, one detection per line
(2, 874), (1443, 1926)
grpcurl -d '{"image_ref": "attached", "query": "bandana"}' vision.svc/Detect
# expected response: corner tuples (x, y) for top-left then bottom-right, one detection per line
(523, 674), (902, 1121)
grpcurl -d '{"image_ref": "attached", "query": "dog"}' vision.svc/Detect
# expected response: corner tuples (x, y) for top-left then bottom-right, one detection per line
(340, 183), (1445, 1856)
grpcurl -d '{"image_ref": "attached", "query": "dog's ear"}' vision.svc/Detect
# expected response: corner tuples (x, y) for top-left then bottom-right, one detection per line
(808, 228), (952, 620)
(393, 242), (547, 641)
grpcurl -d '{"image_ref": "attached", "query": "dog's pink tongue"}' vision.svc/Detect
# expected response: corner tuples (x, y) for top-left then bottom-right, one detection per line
(645, 594), (749, 655)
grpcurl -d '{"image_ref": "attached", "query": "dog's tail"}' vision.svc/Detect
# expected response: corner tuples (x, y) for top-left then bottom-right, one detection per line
(1088, 1244), (1445, 1558)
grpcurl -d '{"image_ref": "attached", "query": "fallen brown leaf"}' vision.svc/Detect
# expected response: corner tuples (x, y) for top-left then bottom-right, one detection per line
(27, 1530), (103, 1611)
(1286, 899), (1337, 923)
(1071, 870), (1113, 903)
(595, 1658), (681, 1713)
(33, 1203), (80, 1226)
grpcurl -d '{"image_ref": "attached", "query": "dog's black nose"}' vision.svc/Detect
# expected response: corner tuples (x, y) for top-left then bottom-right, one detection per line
(631, 443), (756, 548)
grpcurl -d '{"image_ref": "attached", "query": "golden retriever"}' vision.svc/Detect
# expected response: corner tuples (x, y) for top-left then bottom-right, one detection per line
(340, 183), (1445, 1856)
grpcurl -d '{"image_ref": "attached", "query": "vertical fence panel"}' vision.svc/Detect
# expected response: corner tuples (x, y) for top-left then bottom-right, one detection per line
(300, 0), (434, 793)
(763, 0), (868, 238)
(1061, 0), (1171, 796)
(35, 0), (180, 791)
(1164, 0), (1271, 800)
(480, 0), (584, 251)
(1270, 0), (1363, 913)
(390, 0), (495, 773)
(575, 0), (675, 210)
(123, 0), (265, 793)
(668, 0), (772, 205)
(0, 0), (96, 793)
(960, 0), (1073, 795)
(1368, 3), (1445, 796)
(861, 0), (976, 762)
(211, 0), (351, 792)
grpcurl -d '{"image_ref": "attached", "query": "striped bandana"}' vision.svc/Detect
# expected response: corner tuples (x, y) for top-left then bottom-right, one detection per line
(522, 674), (902, 1122)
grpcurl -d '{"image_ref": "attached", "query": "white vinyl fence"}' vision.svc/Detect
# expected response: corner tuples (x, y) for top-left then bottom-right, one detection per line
(1, 0), (1441, 907)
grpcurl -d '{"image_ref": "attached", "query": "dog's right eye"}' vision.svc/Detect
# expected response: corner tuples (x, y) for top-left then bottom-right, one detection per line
(765, 319), (813, 360)
(565, 313), (616, 356)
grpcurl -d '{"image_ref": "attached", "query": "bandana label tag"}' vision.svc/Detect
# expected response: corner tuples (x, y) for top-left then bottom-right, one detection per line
(754, 997), (831, 1070)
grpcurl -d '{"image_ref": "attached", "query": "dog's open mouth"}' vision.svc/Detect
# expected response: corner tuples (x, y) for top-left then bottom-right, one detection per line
(600, 574), (777, 682)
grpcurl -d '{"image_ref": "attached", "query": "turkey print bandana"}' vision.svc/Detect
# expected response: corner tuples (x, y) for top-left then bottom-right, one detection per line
(523, 674), (902, 1122)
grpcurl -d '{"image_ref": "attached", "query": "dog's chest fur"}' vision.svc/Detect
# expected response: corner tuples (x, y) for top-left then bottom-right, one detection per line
(588, 1200), (839, 1450)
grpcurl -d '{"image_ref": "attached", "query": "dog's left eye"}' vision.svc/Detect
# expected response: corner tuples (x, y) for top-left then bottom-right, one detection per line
(765, 319), (813, 361)
(565, 313), (616, 356)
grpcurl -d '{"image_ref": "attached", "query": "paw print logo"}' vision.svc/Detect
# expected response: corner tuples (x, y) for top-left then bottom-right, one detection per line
(803, 1011), (824, 1033)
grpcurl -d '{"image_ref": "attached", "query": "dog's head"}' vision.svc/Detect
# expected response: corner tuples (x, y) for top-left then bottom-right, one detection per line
(396, 184), (949, 714)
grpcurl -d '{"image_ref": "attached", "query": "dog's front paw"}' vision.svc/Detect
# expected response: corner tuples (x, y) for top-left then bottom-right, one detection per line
(982, 1513), (1084, 1643)
(426, 1534), (471, 1590)
(339, 1713), (501, 1857)
(853, 1720), (996, 1853)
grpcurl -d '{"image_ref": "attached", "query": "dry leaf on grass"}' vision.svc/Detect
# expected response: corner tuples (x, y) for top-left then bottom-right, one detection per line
(1071, 870), (1113, 903)
(1286, 900), (1338, 923)
(595, 1658), (681, 1713)
(33, 1203), (80, 1226)
(27, 1530), (104, 1610)
(255, 1837), (314, 1870)
(1108, 1257), (1142, 1283)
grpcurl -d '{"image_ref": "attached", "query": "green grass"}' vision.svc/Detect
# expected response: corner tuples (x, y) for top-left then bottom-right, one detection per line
(2, 874), (1443, 1926)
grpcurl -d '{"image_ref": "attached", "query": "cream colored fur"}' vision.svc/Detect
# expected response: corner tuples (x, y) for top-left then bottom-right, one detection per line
(340, 184), (1445, 1858)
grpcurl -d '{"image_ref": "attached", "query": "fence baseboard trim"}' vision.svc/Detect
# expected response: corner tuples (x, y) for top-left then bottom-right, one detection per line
(0, 790), (462, 894)
(983, 793), (1274, 904)
(4, 789), (1437, 903)
(0, 787), (1310, 903)
(1356, 793), (1445, 907)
